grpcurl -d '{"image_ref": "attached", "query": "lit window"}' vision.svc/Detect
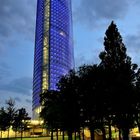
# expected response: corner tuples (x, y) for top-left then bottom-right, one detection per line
(60, 31), (66, 37)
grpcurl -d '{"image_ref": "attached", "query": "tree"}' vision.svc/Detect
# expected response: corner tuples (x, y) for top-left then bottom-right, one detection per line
(57, 70), (81, 140)
(12, 112), (20, 138)
(5, 98), (16, 139)
(134, 69), (140, 133)
(12, 108), (30, 140)
(78, 65), (99, 140)
(0, 99), (30, 139)
(40, 90), (62, 140)
(0, 107), (9, 138)
(40, 70), (81, 140)
(99, 21), (138, 140)
(78, 64), (110, 140)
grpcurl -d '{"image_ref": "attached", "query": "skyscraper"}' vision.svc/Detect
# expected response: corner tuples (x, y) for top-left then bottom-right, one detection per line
(33, 0), (74, 119)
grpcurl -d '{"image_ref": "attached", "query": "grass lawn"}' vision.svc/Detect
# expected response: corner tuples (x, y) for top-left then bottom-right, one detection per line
(2, 136), (69, 140)
(2, 137), (51, 140)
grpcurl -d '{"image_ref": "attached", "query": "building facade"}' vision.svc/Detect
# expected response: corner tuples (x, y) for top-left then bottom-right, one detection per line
(33, 0), (74, 119)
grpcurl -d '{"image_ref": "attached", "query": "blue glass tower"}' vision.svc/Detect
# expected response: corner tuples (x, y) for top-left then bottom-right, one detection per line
(33, 0), (74, 119)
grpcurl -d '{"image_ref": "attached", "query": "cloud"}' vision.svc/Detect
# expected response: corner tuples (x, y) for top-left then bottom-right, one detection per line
(0, 62), (11, 80)
(14, 97), (21, 102)
(125, 32), (140, 65)
(0, 77), (32, 96)
(126, 34), (140, 51)
(75, 52), (100, 67)
(25, 99), (32, 104)
(74, 0), (130, 28)
(0, 0), (36, 41)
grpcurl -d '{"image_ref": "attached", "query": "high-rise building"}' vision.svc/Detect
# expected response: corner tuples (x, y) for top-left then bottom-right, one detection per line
(33, 0), (74, 119)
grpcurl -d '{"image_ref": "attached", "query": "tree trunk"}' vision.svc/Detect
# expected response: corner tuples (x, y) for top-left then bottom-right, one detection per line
(68, 130), (72, 140)
(1, 131), (2, 138)
(56, 129), (58, 140)
(122, 128), (129, 140)
(108, 120), (112, 140)
(21, 130), (23, 140)
(62, 130), (65, 140)
(138, 124), (140, 133)
(119, 128), (121, 140)
(102, 127), (106, 140)
(7, 128), (10, 139)
(74, 130), (77, 140)
(90, 127), (95, 140)
(15, 131), (17, 138)
(78, 130), (81, 140)
(51, 128), (53, 140)
(82, 128), (84, 140)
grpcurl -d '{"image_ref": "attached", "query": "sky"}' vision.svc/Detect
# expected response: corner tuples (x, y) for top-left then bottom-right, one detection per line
(0, 0), (140, 117)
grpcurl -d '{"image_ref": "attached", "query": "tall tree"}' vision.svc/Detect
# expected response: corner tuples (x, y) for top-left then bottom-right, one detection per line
(134, 69), (140, 132)
(78, 65), (98, 140)
(57, 70), (81, 140)
(5, 98), (16, 139)
(78, 64), (110, 140)
(99, 21), (138, 140)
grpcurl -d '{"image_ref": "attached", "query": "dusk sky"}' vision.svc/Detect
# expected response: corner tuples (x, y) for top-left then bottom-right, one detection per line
(0, 0), (140, 117)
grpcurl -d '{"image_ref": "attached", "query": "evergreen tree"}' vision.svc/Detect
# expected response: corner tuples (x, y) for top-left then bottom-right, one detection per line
(99, 21), (138, 140)
(100, 21), (129, 69)
(134, 69), (140, 132)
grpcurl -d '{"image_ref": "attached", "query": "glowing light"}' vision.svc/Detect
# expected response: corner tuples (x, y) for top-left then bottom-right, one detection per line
(30, 120), (43, 125)
(136, 133), (140, 137)
(60, 31), (66, 37)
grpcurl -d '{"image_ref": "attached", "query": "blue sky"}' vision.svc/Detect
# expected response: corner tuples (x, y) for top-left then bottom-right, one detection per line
(0, 0), (140, 117)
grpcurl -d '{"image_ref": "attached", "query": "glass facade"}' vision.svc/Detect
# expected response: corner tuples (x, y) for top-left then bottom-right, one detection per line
(33, 0), (74, 119)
